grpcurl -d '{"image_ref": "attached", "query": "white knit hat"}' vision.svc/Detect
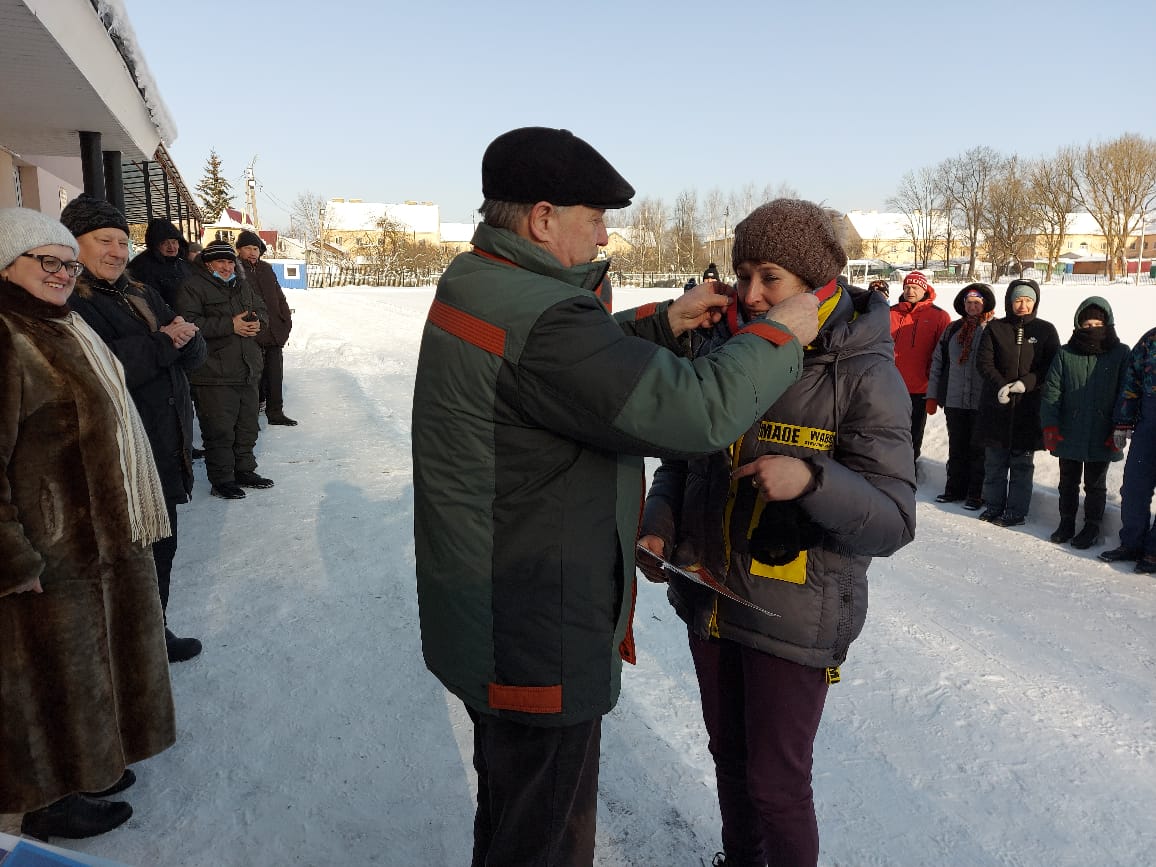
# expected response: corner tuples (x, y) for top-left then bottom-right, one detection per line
(0, 207), (79, 270)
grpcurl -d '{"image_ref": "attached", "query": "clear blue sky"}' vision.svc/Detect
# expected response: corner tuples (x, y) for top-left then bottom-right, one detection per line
(122, 0), (1156, 232)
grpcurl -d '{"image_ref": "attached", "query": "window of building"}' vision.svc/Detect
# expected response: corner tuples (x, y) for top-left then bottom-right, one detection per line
(285, 265), (299, 279)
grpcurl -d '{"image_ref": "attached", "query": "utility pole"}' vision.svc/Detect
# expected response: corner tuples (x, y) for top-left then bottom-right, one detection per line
(243, 158), (260, 230)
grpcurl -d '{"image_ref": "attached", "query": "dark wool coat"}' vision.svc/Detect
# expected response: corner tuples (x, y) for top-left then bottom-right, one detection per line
(127, 248), (192, 308)
(642, 284), (916, 669)
(240, 258), (293, 347)
(889, 285), (950, 395)
(413, 223), (805, 727)
(70, 271), (207, 500)
(175, 264), (268, 387)
(1040, 296), (1129, 463)
(0, 279), (175, 813)
(976, 285), (1061, 450)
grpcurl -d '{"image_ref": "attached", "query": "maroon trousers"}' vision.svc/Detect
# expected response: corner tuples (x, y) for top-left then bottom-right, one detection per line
(689, 631), (829, 867)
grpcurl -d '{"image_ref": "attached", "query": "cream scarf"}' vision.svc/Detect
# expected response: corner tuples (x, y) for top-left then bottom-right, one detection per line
(58, 312), (171, 546)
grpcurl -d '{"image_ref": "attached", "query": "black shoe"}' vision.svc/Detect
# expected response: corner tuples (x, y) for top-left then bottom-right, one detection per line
(1049, 519), (1076, 544)
(963, 497), (984, 511)
(1069, 524), (1100, 550)
(210, 482), (246, 499)
(993, 512), (1026, 528)
(20, 794), (132, 840)
(936, 493), (963, 503)
(978, 508), (1002, 522)
(236, 470), (274, 489)
(1134, 555), (1156, 574)
(1099, 545), (1142, 563)
(191, 447), (205, 459)
(166, 627), (202, 663)
(83, 768), (135, 799)
(266, 411), (298, 426)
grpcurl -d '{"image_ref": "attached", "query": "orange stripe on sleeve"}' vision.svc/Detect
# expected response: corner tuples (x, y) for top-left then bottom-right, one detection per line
(736, 319), (794, 346)
(428, 299), (506, 356)
(488, 683), (563, 714)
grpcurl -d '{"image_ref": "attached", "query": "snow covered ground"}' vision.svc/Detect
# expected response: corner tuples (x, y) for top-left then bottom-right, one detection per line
(19, 281), (1156, 866)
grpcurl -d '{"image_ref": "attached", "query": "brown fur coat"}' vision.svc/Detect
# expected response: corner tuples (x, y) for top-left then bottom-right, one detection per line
(0, 278), (175, 812)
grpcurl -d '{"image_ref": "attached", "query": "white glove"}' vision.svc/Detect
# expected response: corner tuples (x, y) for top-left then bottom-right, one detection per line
(997, 384), (1012, 404)
(1008, 381), (1026, 395)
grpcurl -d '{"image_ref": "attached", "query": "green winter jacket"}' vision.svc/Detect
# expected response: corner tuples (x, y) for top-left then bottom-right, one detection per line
(1040, 296), (1130, 463)
(175, 265), (268, 387)
(412, 223), (806, 726)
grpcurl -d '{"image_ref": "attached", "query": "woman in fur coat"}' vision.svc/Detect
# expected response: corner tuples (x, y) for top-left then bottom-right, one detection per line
(0, 208), (175, 840)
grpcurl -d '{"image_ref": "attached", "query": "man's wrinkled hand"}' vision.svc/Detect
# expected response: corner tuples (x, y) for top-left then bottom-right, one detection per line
(766, 293), (820, 346)
(667, 282), (731, 336)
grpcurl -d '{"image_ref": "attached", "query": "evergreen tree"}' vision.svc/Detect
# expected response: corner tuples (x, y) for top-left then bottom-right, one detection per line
(196, 149), (234, 222)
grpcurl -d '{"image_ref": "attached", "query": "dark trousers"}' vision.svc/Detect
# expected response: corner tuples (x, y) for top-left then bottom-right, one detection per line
(259, 345), (285, 411)
(909, 393), (928, 461)
(1119, 406), (1156, 554)
(152, 498), (180, 617)
(191, 383), (260, 486)
(689, 631), (829, 867)
(466, 705), (601, 867)
(982, 447), (1036, 517)
(1057, 458), (1109, 524)
(944, 407), (985, 500)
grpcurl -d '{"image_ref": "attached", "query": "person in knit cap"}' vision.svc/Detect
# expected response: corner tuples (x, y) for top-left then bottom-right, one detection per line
(175, 240), (271, 500)
(0, 207), (175, 840)
(127, 218), (192, 307)
(1040, 297), (1130, 549)
(639, 199), (915, 867)
(890, 271), (950, 467)
(235, 229), (296, 426)
(975, 278), (1060, 527)
(413, 130), (820, 866)
(703, 262), (720, 282)
(926, 283), (997, 509)
(62, 195), (206, 664)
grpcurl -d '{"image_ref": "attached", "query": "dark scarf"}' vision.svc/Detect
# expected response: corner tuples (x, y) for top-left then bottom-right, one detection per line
(77, 272), (159, 332)
(1068, 324), (1119, 356)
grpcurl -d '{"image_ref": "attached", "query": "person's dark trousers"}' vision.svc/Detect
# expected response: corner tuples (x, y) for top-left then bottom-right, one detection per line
(1057, 458), (1109, 523)
(259, 345), (285, 412)
(191, 383), (261, 486)
(466, 705), (601, 867)
(689, 630), (828, 867)
(152, 497), (180, 615)
(1119, 404), (1156, 554)
(909, 393), (928, 462)
(944, 408), (985, 500)
(982, 446), (1036, 517)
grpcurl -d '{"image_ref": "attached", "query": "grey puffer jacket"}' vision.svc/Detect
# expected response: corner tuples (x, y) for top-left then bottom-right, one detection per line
(641, 282), (917, 669)
(926, 283), (996, 411)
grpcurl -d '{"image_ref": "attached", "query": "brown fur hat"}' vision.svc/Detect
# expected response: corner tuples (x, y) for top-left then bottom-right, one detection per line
(731, 199), (847, 289)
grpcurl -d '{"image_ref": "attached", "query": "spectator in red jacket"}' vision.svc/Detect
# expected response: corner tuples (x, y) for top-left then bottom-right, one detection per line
(890, 271), (950, 463)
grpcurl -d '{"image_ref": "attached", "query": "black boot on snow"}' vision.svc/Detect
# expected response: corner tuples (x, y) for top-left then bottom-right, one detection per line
(1050, 518), (1076, 544)
(1069, 523), (1100, 550)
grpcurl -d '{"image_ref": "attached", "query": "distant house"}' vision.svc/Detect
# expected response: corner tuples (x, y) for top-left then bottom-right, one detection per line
(201, 207), (276, 250)
(322, 198), (441, 262)
(439, 221), (475, 255)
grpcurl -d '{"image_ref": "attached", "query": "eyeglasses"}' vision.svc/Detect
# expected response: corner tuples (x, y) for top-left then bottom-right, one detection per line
(21, 253), (85, 278)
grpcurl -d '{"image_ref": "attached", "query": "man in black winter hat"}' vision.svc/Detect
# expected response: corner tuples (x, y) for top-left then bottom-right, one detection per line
(236, 230), (297, 426)
(128, 219), (191, 307)
(412, 127), (821, 866)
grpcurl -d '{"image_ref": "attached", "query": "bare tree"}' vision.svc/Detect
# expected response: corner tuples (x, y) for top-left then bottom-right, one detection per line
(701, 188), (727, 271)
(368, 212), (410, 274)
(1026, 149), (1078, 277)
(888, 167), (940, 269)
(670, 189), (699, 275)
(982, 156), (1036, 280)
(1070, 133), (1156, 279)
(290, 191), (327, 265)
(938, 146), (1004, 279)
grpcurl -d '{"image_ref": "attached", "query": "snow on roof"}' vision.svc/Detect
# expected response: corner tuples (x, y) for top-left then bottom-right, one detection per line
(96, 0), (178, 144)
(845, 210), (952, 240)
(439, 222), (475, 243)
(325, 200), (440, 234)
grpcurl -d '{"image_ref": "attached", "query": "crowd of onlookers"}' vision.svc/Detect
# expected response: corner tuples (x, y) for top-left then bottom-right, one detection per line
(0, 199), (297, 842)
(876, 271), (1156, 573)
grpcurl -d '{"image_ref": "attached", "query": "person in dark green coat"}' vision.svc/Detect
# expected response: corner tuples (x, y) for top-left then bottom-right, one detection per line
(1040, 297), (1130, 548)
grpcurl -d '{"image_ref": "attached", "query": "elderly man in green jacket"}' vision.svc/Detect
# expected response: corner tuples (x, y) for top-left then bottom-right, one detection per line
(411, 127), (820, 866)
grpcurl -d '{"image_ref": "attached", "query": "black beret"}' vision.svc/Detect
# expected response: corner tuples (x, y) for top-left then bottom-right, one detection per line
(482, 127), (635, 210)
(60, 194), (129, 238)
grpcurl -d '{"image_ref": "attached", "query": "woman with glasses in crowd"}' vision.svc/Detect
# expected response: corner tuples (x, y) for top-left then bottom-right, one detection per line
(0, 207), (175, 841)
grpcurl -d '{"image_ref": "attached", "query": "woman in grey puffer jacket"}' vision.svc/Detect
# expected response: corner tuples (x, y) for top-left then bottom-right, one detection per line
(638, 200), (916, 867)
(926, 282), (996, 508)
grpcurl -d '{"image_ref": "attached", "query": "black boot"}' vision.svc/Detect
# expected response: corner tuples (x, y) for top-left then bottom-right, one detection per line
(1049, 517), (1076, 544)
(1069, 523), (1100, 550)
(83, 768), (135, 798)
(166, 627), (202, 663)
(20, 793), (132, 840)
(266, 410), (298, 426)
